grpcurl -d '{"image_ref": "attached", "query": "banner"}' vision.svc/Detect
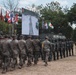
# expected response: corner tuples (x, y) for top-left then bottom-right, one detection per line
(22, 8), (39, 36)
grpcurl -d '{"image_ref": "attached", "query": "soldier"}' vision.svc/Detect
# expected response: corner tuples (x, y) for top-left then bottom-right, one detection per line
(66, 39), (70, 57)
(39, 39), (44, 60)
(42, 36), (51, 66)
(59, 39), (63, 59)
(9, 35), (19, 70)
(33, 38), (41, 65)
(0, 35), (3, 68)
(48, 39), (53, 61)
(68, 39), (71, 56)
(26, 36), (34, 66)
(55, 39), (59, 60)
(62, 39), (66, 58)
(18, 35), (27, 69)
(51, 39), (56, 60)
(69, 39), (74, 56)
(1, 35), (11, 74)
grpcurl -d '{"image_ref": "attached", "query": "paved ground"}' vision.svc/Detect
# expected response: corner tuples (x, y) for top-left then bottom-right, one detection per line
(0, 45), (76, 75)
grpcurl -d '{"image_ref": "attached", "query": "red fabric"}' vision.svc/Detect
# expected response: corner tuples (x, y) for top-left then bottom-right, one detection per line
(15, 14), (18, 22)
(8, 17), (11, 23)
(6, 11), (10, 19)
(0, 9), (4, 20)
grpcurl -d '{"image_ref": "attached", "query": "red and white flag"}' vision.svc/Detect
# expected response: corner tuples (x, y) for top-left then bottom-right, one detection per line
(6, 11), (10, 19)
(15, 14), (18, 24)
(5, 11), (11, 23)
(49, 22), (54, 29)
(8, 17), (11, 23)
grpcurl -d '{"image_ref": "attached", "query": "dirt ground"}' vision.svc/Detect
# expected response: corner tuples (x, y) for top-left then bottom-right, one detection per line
(0, 45), (76, 75)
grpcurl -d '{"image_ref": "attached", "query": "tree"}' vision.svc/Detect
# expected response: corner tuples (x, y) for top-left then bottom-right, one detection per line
(37, 1), (73, 38)
(67, 3), (76, 24)
(0, 20), (12, 35)
(63, 6), (69, 14)
(2, 0), (19, 11)
(72, 28), (76, 42)
(46, 1), (61, 12)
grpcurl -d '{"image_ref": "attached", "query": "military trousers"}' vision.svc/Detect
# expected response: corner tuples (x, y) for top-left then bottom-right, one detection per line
(43, 51), (50, 64)
(27, 51), (33, 66)
(2, 55), (10, 72)
(33, 51), (40, 64)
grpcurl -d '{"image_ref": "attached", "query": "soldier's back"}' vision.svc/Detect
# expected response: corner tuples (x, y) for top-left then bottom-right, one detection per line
(10, 39), (19, 55)
(18, 39), (26, 54)
(42, 40), (51, 51)
(26, 39), (34, 52)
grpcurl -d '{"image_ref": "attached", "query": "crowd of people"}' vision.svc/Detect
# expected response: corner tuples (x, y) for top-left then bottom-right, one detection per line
(0, 35), (74, 74)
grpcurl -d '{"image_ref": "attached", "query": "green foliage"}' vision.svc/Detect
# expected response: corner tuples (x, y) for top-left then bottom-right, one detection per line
(67, 3), (76, 23)
(0, 20), (12, 35)
(38, 1), (73, 38)
(15, 2), (76, 41)
(1, 1), (76, 40)
(73, 28), (76, 42)
(16, 19), (21, 35)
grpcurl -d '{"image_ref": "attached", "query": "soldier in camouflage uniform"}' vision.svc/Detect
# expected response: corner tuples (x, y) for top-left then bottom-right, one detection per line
(70, 39), (74, 56)
(1, 35), (11, 74)
(59, 39), (63, 59)
(48, 39), (52, 61)
(62, 39), (66, 58)
(33, 38), (41, 65)
(0, 35), (2, 68)
(26, 36), (34, 66)
(66, 39), (70, 57)
(51, 39), (56, 60)
(42, 36), (51, 66)
(55, 39), (59, 60)
(68, 39), (71, 56)
(18, 35), (27, 69)
(9, 35), (19, 70)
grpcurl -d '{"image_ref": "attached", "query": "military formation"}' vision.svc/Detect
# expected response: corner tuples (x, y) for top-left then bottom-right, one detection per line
(0, 35), (74, 74)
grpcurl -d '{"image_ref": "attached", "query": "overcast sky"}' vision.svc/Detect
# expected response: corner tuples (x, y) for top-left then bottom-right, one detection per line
(19, 0), (76, 8)
(0, 0), (76, 29)
(0, 0), (76, 8)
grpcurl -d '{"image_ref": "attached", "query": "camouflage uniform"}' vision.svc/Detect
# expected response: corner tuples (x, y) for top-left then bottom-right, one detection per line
(48, 41), (52, 61)
(42, 36), (51, 66)
(62, 39), (66, 58)
(59, 39), (63, 59)
(33, 39), (41, 65)
(55, 40), (59, 60)
(69, 39), (74, 56)
(66, 39), (70, 57)
(51, 39), (56, 60)
(9, 36), (19, 70)
(18, 36), (27, 68)
(68, 40), (71, 56)
(26, 36), (34, 66)
(1, 36), (11, 73)
(0, 36), (3, 68)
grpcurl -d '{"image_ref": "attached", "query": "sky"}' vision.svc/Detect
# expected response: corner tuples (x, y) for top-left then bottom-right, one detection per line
(0, 0), (76, 9)
(0, 0), (76, 29)
(19, 0), (76, 8)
